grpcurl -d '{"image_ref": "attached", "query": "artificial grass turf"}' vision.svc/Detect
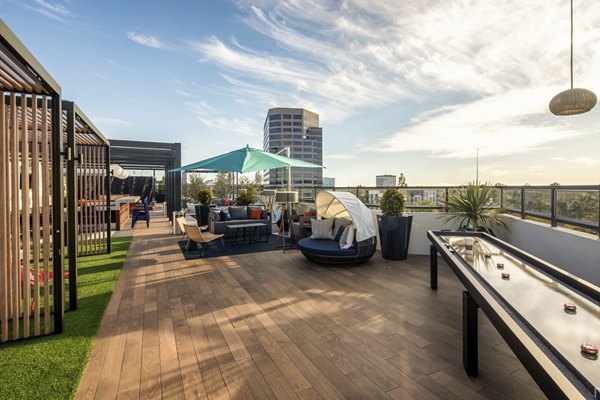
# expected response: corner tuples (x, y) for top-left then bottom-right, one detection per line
(0, 236), (132, 400)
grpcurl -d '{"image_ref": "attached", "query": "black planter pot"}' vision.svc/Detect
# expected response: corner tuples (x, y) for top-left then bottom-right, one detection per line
(379, 215), (413, 260)
(196, 204), (212, 227)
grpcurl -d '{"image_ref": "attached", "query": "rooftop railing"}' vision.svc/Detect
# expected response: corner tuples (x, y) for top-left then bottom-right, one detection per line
(288, 185), (600, 237)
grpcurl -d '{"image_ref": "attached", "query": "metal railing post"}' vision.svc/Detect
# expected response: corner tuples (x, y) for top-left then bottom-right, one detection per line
(550, 188), (557, 227)
(521, 187), (525, 219)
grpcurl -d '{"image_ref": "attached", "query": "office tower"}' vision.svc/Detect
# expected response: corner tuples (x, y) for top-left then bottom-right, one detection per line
(263, 107), (323, 187)
(376, 174), (396, 187)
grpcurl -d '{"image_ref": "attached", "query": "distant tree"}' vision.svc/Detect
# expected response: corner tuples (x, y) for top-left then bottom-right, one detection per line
(183, 174), (207, 200)
(254, 171), (263, 186)
(214, 172), (233, 198)
(397, 173), (407, 187)
(569, 192), (598, 220)
(550, 182), (561, 186)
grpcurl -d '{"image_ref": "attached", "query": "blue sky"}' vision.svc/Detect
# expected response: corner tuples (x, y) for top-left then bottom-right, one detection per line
(3, 0), (600, 185)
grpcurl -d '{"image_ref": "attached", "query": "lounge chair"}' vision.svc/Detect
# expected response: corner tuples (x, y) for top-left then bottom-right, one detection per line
(183, 224), (224, 256)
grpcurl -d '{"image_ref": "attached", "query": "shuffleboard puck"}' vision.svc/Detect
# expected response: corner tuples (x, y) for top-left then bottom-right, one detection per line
(580, 343), (598, 355)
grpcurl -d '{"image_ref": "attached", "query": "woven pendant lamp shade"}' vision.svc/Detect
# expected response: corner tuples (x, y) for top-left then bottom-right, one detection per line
(549, 88), (597, 115)
(549, 0), (596, 116)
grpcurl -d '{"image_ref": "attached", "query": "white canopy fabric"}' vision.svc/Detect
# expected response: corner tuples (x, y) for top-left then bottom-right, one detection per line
(316, 191), (377, 242)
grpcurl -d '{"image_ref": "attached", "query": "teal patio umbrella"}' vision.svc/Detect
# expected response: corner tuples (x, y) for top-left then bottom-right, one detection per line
(170, 145), (323, 173)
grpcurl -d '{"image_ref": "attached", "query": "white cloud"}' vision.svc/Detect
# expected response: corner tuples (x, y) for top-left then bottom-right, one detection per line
(191, 0), (600, 157)
(364, 87), (587, 158)
(29, 0), (70, 21)
(173, 89), (190, 97)
(126, 31), (164, 49)
(185, 101), (258, 136)
(327, 154), (356, 160)
(570, 157), (598, 167)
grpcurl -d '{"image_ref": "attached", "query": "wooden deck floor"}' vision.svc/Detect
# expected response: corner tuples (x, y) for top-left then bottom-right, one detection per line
(75, 213), (545, 399)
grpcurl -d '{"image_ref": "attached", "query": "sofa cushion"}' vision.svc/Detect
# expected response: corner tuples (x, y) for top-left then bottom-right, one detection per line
(298, 238), (357, 257)
(310, 218), (334, 240)
(220, 209), (232, 221)
(211, 209), (222, 222)
(229, 206), (247, 220)
(250, 207), (262, 220)
(260, 209), (269, 219)
(224, 199), (232, 206)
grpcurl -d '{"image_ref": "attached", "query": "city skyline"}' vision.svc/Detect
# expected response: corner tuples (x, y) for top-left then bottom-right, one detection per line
(2, 1), (600, 186)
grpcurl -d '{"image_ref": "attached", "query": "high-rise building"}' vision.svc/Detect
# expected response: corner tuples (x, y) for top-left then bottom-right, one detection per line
(376, 174), (396, 187)
(322, 177), (335, 187)
(263, 107), (323, 187)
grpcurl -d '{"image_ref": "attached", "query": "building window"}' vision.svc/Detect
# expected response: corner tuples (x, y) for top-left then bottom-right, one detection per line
(293, 114), (302, 119)
(270, 114), (281, 120)
(283, 114), (292, 119)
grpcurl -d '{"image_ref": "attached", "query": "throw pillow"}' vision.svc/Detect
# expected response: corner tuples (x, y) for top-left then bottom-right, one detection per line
(210, 209), (222, 222)
(220, 209), (231, 221)
(310, 218), (334, 240)
(250, 207), (262, 220)
(224, 199), (232, 206)
(260, 209), (269, 219)
(339, 225), (355, 250)
(229, 206), (247, 220)
(333, 218), (352, 241)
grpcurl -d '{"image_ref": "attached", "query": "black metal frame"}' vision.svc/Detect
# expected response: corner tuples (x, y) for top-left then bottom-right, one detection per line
(428, 230), (599, 400)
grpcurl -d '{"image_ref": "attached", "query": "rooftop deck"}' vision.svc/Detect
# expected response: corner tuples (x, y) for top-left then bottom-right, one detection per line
(76, 213), (544, 399)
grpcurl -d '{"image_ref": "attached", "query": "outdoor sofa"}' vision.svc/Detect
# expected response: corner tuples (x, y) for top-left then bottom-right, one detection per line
(209, 205), (271, 236)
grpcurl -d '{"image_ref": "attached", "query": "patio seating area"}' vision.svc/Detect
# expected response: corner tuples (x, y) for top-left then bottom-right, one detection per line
(76, 212), (544, 399)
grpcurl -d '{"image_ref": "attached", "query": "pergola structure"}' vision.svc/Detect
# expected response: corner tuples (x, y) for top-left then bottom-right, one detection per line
(109, 139), (181, 221)
(0, 19), (64, 340)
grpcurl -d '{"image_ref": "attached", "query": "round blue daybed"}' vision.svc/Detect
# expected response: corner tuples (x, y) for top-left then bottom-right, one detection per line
(297, 191), (377, 265)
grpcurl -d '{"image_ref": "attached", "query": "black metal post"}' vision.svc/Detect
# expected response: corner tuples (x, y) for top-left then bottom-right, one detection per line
(51, 95), (64, 333)
(430, 245), (438, 290)
(520, 187), (525, 219)
(445, 188), (449, 212)
(463, 291), (478, 377)
(63, 101), (77, 310)
(550, 188), (557, 227)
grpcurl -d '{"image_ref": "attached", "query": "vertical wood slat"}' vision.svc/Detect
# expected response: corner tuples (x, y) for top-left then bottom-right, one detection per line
(0, 93), (7, 342)
(84, 145), (90, 255)
(10, 93), (20, 340)
(21, 93), (31, 338)
(41, 95), (50, 334)
(31, 94), (40, 336)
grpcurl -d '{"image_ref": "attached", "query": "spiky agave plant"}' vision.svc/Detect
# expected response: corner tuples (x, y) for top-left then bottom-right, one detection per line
(441, 183), (508, 234)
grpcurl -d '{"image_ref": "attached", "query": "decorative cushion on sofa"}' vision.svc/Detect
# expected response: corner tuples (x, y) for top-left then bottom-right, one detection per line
(223, 199), (232, 206)
(250, 207), (262, 220)
(310, 218), (334, 240)
(220, 209), (232, 221)
(211, 209), (222, 222)
(260, 209), (269, 219)
(339, 225), (355, 249)
(229, 206), (247, 220)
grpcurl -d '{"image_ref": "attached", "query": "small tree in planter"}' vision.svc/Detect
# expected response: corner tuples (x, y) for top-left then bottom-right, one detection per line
(235, 191), (256, 206)
(379, 188), (413, 260)
(441, 183), (507, 234)
(196, 188), (214, 226)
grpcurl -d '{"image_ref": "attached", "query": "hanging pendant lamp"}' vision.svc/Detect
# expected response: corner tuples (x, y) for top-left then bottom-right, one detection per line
(549, 0), (596, 116)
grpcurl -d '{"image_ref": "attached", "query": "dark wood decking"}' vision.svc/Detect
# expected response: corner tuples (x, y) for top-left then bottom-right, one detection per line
(76, 214), (545, 399)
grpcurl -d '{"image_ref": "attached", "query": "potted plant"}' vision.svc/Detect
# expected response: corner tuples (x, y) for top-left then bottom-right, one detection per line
(196, 188), (214, 226)
(235, 191), (256, 206)
(379, 188), (413, 260)
(440, 183), (508, 234)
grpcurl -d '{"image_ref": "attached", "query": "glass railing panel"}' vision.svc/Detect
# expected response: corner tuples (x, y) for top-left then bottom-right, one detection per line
(502, 188), (522, 211)
(524, 189), (551, 216)
(555, 190), (599, 226)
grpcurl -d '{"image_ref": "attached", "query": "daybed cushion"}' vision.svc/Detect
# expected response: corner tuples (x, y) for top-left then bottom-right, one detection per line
(298, 238), (357, 257)
(333, 218), (352, 241)
(310, 218), (334, 239)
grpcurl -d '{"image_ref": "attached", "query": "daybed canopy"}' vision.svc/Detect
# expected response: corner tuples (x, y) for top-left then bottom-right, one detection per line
(316, 191), (377, 242)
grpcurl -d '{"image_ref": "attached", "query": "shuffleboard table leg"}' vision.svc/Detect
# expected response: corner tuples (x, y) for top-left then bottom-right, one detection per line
(430, 245), (438, 290)
(463, 291), (479, 377)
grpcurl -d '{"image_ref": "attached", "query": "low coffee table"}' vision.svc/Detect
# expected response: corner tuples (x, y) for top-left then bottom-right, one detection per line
(226, 222), (269, 244)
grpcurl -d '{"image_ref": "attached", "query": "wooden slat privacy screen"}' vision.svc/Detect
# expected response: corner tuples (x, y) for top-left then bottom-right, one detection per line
(0, 92), (57, 341)
(76, 144), (108, 256)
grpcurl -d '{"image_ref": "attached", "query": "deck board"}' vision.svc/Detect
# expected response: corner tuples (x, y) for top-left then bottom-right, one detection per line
(76, 213), (545, 400)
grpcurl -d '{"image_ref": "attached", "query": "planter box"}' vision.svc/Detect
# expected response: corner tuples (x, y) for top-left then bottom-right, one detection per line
(379, 215), (413, 260)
